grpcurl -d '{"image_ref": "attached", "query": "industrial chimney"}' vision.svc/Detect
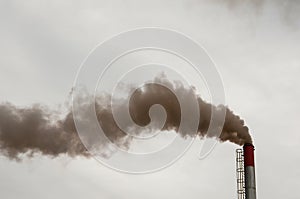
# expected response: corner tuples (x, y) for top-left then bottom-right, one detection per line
(236, 143), (257, 199)
(243, 143), (256, 199)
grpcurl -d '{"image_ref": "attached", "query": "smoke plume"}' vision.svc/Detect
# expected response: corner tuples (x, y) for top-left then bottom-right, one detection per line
(0, 77), (251, 160)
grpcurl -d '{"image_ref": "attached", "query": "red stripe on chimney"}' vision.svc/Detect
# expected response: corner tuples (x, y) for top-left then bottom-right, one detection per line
(243, 143), (255, 167)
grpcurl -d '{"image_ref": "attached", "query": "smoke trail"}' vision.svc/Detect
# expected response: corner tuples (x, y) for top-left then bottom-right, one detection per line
(128, 77), (251, 145)
(0, 77), (251, 160)
(0, 103), (88, 159)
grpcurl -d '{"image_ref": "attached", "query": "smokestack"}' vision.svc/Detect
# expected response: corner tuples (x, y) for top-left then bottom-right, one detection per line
(243, 143), (257, 199)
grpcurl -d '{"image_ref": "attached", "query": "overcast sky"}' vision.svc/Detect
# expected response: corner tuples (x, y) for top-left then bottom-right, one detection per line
(1, 0), (300, 199)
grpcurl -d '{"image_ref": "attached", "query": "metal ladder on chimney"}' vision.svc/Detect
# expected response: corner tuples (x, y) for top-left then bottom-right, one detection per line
(236, 149), (246, 199)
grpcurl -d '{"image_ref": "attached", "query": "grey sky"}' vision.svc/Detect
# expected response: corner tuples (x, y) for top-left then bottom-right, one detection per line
(1, 0), (300, 199)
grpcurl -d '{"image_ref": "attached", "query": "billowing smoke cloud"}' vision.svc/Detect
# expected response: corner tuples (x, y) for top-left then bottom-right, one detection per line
(0, 77), (251, 160)
(0, 104), (88, 159)
(128, 77), (251, 145)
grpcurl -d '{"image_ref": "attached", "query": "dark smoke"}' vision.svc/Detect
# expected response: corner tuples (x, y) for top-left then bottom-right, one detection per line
(0, 103), (88, 160)
(0, 77), (251, 160)
(129, 78), (251, 145)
